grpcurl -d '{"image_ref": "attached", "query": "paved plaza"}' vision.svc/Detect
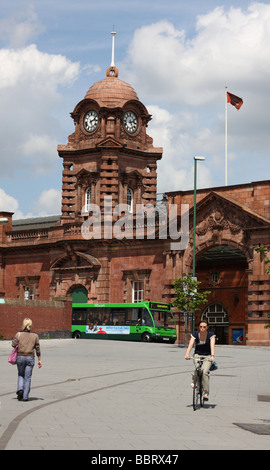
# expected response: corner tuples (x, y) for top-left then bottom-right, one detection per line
(0, 338), (270, 451)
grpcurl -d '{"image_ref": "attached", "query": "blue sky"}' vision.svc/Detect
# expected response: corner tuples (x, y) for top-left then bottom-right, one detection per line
(0, 0), (269, 218)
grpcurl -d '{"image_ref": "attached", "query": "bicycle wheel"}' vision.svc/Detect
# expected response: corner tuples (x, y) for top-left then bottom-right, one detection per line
(193, 373), (200, 411)
(199, 378), (204, 407)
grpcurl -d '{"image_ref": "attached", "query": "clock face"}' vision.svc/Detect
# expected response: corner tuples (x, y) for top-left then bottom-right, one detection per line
(123, 111), (138, 134)
(83, 110), (99, 133)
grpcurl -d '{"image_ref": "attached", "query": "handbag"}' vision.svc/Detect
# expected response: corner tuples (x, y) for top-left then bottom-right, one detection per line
(209, 360), (218, 371)
(8, 332), (20, 365)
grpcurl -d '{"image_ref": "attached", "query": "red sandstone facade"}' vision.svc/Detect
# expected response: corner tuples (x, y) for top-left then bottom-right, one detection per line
(0, 65), (269, 344)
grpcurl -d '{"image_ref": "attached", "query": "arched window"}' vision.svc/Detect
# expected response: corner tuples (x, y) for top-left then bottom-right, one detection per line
(85, 187), (91, 212)
(127, 188), (133, 213)
(202, 304), (229, 325)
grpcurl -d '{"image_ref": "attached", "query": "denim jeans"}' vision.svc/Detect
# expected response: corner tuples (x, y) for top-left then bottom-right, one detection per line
(16, 356), (35, 400)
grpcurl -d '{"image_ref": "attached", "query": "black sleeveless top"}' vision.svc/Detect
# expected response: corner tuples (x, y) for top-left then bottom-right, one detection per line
(192, 330), (215, 355)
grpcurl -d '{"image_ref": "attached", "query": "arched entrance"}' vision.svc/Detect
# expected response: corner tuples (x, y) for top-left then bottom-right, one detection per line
(201, 303), (229, 344)
(70, 286), (88, 303)
(196, 244), (249, 345)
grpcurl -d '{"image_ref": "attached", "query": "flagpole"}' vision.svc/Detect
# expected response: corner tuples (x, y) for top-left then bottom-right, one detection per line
(225, 86), (228, 186)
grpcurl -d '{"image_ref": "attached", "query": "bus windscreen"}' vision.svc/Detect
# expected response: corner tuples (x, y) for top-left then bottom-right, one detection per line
(150, 309), (175, 329)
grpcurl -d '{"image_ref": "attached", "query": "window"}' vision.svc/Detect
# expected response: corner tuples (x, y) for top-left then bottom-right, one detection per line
(24, 286), (34, 300)
(127, 188), (133, 213)
(132, 281), (144, 302)
(72, 308), (87, 325)
(85, 187), (91, 212)
(17, 276), (39, 300)
(211, 272), (219, 284)
(125, 308), (141, 325)
(122, 269), (151, 303)
(111, 309), (126, 325)
(202, 304), (229, 325)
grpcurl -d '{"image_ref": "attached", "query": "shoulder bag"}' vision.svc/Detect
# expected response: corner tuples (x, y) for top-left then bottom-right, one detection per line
(8, 332), (20, 365)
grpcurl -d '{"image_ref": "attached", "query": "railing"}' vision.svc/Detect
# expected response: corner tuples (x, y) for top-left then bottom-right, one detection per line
(7, 230), (49, 241)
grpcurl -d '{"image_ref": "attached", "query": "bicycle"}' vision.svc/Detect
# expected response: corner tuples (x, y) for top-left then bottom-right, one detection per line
(188, 356), (210, 411)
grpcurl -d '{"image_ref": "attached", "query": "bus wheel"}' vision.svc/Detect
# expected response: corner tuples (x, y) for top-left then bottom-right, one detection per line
(141, 332), (151, 343)
(73, 331), (81, 339)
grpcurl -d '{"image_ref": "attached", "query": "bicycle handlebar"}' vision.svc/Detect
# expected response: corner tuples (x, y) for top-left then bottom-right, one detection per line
(185, 356), (211, 361)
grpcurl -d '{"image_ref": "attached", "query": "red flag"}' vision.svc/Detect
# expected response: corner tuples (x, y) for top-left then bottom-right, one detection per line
(227, 92), (243, 110)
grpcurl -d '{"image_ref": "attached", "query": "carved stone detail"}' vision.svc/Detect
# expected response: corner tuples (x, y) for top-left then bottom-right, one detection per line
(196, 200), (262, 240)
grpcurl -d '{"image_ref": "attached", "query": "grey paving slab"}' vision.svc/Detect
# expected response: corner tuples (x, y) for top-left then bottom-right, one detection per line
(0, 338), (270, 450)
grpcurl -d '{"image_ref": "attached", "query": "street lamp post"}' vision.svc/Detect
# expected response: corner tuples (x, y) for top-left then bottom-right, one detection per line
(192, 156), (205, 331)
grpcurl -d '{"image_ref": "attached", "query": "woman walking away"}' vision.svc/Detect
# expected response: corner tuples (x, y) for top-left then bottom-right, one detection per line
(12, 318), (42, 401)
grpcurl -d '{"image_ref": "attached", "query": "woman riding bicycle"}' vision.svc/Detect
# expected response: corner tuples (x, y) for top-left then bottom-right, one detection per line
(185, 320), (215, 401)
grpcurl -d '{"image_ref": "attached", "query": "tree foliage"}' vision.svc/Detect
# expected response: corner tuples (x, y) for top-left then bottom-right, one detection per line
(173, 273), (210, 316)
(255, 247), (270, 274)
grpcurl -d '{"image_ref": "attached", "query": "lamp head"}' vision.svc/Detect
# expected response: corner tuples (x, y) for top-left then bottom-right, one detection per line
(194, 156), (205, 161)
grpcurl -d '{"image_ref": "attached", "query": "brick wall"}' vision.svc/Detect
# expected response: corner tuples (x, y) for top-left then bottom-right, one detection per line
(168, 180), (270, 220)
(0, 298), (72, 340)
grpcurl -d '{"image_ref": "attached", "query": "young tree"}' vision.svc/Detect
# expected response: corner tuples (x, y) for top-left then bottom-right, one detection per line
(173, 273), (210, 329)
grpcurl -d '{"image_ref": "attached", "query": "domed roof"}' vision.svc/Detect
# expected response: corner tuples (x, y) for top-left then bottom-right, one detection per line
(84, 66), (139, 108)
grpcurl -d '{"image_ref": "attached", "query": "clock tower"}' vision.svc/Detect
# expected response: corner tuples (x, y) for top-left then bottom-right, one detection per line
(57, 53), (163, 228)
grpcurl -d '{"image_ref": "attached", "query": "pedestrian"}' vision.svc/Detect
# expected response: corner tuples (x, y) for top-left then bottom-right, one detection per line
(11, 317), (42, 401)
(185, 320), (215, 401)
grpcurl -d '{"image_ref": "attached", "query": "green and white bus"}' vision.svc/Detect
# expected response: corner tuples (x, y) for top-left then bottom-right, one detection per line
(71, 301), (177, 343)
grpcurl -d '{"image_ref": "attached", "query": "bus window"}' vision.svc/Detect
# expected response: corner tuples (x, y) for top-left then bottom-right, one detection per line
(111, 309), (126, 325)
(86, 308), (112, 326)
(72, 309), (87, 325)
(101, 308), (112, 325)
(142, 308), (153, 327)
(125, 308), (140, 325)
(86, 309), (98, 326)
(150, 309), (172, 328)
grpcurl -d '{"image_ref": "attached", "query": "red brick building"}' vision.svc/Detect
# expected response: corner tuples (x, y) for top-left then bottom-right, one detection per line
(0, 63), (269, 344)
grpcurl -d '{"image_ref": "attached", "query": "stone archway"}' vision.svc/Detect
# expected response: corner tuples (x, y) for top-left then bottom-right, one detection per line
(201, 303), (229, 344)
(50, 251), (101, 299)
(196, 244), (249, 345)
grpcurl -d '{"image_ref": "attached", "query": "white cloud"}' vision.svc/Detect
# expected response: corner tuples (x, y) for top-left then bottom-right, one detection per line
(147, 105), (213, 192)
(0, 44), (79, 91)
(0, 4), (45, 48)
(121, 3), (270, 190)
(0, 188), (61, 220)
(20, 133), (60, 175)
(0, 186), (61, 220)
(0, 6), (81, 217)
(32, 188), (61, 216)
(0, 188), (19, 214)
(82, 64), (102, 75)
(124, 4), (270, 106)
(0, 44), (79, 178)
